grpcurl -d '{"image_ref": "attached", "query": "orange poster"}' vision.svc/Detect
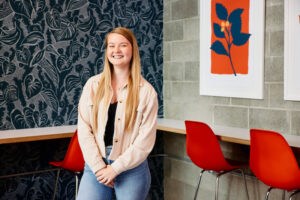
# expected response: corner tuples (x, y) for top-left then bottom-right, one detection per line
(210, 0), (250, 75)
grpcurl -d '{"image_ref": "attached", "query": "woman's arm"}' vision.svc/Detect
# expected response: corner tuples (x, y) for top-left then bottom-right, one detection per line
(77, 79), (106, 174)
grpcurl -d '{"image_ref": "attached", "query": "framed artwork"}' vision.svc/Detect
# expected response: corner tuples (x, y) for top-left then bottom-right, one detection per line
(200, 0), (265, 99)
(284, 0), (300, 101)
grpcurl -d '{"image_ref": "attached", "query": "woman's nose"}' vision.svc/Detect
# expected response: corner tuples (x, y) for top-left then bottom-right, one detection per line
(114, 46), (121, 52)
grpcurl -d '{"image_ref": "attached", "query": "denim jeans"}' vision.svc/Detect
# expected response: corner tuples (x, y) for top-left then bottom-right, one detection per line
(77, 146), (151, 200)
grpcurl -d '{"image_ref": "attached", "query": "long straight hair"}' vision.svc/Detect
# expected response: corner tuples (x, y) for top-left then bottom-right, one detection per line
(92, 27), (141, 133)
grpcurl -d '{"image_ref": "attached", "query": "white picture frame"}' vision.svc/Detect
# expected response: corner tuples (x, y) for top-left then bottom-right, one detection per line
(284, 0), (300, 101)
(199, 0), (265, 99)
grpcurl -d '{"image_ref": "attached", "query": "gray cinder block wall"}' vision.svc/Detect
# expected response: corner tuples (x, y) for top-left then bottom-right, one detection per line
(163, 0), (300, 199)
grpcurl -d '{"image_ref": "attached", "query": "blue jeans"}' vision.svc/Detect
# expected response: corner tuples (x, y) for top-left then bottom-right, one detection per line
(77, 146), (151, 200)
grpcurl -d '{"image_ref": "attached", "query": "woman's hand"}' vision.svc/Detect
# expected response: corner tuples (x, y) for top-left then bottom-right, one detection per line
(96, 165), (117, 187)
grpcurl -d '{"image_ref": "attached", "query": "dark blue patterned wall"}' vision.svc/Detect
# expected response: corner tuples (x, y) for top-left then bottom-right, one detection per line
(0, 0), (163, 199)
(0, 0), (163, 130)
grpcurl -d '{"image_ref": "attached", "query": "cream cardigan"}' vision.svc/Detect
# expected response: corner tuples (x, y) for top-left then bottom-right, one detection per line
(77, 73), (158, 175)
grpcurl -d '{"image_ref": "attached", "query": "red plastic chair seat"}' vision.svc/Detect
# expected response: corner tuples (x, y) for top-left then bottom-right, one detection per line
(250, 129), (300, 192)
(49, 130), (85, 199)
(185, 120), (249, 200)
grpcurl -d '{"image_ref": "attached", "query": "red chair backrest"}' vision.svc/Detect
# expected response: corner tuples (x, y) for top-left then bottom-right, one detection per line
(250, 129), (300, 190)
(185, 121), (232, 172)
(61, 130), (85, 172)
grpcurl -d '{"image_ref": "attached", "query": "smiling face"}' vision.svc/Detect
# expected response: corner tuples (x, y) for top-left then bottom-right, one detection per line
(106, 33), (133, 70)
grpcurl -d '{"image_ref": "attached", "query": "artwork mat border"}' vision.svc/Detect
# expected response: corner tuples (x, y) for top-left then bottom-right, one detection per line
(284, 0), (300, 101)
(199, 0), (265, 99)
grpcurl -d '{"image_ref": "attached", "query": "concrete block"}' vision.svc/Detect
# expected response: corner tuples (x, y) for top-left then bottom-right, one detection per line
(164, 177), (186, 200)
(214, 106), (249, 128)
(265, 56), (283, 82)
(269, 83), (288, 108)
(250, 108), (289, 134)
(185, 61), (199, 81)
(171, 40), (199, 61)
(231, 98), (251, 107)
(164, 62), (184, 81)
(164, 2), (172, 22)
(183, 18), (200, 40)
(172, 0), (198, 20)
(249, 84), (270, 107)
(164, 132), (186, 158)
(266, 0), (284, 7)
(287, 101), (300, 111)
(291, 111), (300, 135)
(164, 21), (184, 41)
(171, 81), (199, 103)
(212, 97), (231, 105)
(166, 157), (201, 186)
(266, 4), (284, 32)
(163, 81), (172, 100)
(183, 99), (213, 125)
(264, 31), (270, 57)
(270, 31), (284, 57)
(164, 100), (186, 120)
(164, 42), (171, 62)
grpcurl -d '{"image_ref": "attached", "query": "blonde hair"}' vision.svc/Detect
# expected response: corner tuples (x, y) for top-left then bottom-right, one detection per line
(93, 27), (141, 132)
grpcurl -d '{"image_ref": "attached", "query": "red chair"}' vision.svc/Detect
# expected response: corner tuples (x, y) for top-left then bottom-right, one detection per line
(185, 120), (249, 200)
(250, 129), (300, 200)
(49, 130), (85, 200)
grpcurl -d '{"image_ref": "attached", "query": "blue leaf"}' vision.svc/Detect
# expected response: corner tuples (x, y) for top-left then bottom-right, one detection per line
(5, 85), (18, 102)
(78, 15), (94, 32)
(232, 33), (251, 46)
(231, 22), (242, 38)
(0, 57), (16, 76)
(66, 0), (88, 11)
(211, 41), (228, 56)
(52, 20), (76, 41)
(24, 75), (42, 98)
(11, 109), (28, 129)
(22, 31), (44, 46)
(9, 0), (32, 19)
(216, 3), (228, 21)
(0, 1), (13, 20)
(16, 48), (31, 64)
(65, 75), (80, 92)
(228, 9), (243, 24)
(228, 9), (243, 35)
(41, 89), (58, 112)
(31, 50), (45, 65)
(213, 23), (225, 38)
(96, 20), (112, 33)
(0, 24), (20, 45)
(24, 107), (35, 127)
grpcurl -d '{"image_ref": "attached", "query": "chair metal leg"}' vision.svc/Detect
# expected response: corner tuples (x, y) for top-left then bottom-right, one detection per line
(214, 169), (236, 200)
(75, 173), (79, 200)
(215, 174), (220, 200)
(194, 169), (205, 200)
(240, 169), (250, 200)
(289, 190), (300, 200)
(282, 190), (285, 200)
(214, 169), (249, 200)
(52, 168), (61, 200)
(265, 187), (274, 200)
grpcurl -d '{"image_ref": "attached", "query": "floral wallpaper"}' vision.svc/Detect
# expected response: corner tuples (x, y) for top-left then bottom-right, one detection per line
(0, 0), (163, 130)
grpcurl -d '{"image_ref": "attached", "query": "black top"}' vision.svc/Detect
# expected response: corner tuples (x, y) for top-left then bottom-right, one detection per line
(104, 102), (118, 146)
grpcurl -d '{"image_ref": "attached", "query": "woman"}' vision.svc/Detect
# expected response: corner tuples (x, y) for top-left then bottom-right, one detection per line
(77, 27), (158, 200)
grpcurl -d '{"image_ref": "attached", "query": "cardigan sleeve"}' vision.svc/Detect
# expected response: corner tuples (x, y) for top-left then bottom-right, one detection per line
(77, 79), (106, 174)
